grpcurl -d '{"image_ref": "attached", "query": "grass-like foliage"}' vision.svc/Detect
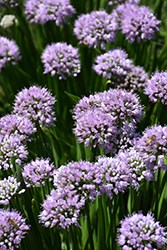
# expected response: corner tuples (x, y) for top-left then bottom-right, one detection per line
(0, 0), (167, 249)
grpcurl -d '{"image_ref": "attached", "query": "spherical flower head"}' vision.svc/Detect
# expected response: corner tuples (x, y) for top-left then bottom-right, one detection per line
(24, 0), (75, 25)
(144, 71), (167, 105)
(117, 212), (167, 249)
(53, 161), (100, 202)
(74, 10), (118, 49)
(0, 209), (30, 250)
(93, 48), (133, 80)
(13, 85), (56, 128)
(0, 133), (28, 171)
(22, 158), (56, 187)
(73, 89), (143, 154)
(0, 114), (36, 141)
(0, 14), (16, 28)
(39, 160), (101, 229)
(136, 125), (167, 171)
(41, 42), (81, 79)
(0, 36), (21, 72)
(0, 175), (25, 205)
(114, 3), (160, 42)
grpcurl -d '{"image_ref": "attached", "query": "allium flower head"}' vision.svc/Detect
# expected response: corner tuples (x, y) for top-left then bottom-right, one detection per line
(93, 48), (132, 79)
(0, 114), (36, 141)
(0, 14), (15, 28)
(0, 133), (28, 170)
(25, 0), (75, 25)
(39, 161), (101, 229)
(0, 209), (30, 250)
(0, 36), (21, 72)
(144, 71), (167, 105)
(73, 88), (143, 154)
(13, 85), (56, 128)
(0, 175), (25, 205)
(0, 0), (18, 7)
(117, 212), (167, 249)
(114, 3), (160, 42)
(136, 125), (167, 171)
(74, 10), (118, 49)
(108, 0), (140, 6)
(22, 158), (55, 187)
(41, 42), (81, 79)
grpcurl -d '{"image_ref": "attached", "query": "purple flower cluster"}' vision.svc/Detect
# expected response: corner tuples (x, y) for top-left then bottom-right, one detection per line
(22, 158), (55, 187)
(95, 147), (153, 198)
(24, 0), (75, 25)
(117, 212), (167, 249)
(0, 133), (28, 170)
(73, 88), (143, 154)
(74, 10), (118, 49)
(0, 0), (18, 7)
(108, 0), (139, 6)
(144, 71), (167, 105)
(93, 48), (148, 92)
(13, 85), (56, 128)
(0, 209), (30, 249)
(113, 3), (160, 43)
(136, 125), (167, 171)
(0, 175), (25, 205)
(41, 42), (81, 79)
(39, 161), (100, 229)
(0, 114), (36, 141)
(0, 36), (21, 72)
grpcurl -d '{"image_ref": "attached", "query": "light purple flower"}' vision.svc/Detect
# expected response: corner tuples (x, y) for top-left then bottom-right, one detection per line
(114, 3), (160, 43)
(22, 158), (55, 187)
(73, 88), (143, 154)
(13, 85), (56, 128)
(0, 209), (30, 249)
(24, 0), (75, 25)
(108, 0), (140, 6)
(0, 0), (18, 7)
(74, 10), (118, 49)
(0, 36), (21, 72)
(0, 114), (36, 141)
(0, 175), (25, 205)
(0, 132), (28, 170)
(135, 125), (167, 171)
(144, 71), (167, 104)
(117, 212), (167, 249)
(41, 42), (81, 79)
(39, 160), (101, 229)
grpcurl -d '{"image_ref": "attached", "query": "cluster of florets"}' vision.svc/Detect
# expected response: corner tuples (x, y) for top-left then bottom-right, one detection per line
(41, 42), (81, 79)
(0, 175), (25, 205)
(135, 125), (167, 171)
(144, 71), (167, 105)
(24, 0), (75, 25)
(113, 3), (160, 43)
(74, 10), (118, 49)
(0, 15), (16, 28)
(0, 0), (18, 7)
(95, 147), (153, 198)
(73, 88), (143, 154)
(93, 48), (148, 92)
(108, 0), (140, 6)
(22, 158), (55, 187)
(13, 85), (56, 128)
(39, 161), (100, 229)
(0, 209), (30, 250)
(0, 114), (36, 141)
(0, 133), (28, 170)
(117, 212), (167, 249)
(0, 36), (21, 72)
